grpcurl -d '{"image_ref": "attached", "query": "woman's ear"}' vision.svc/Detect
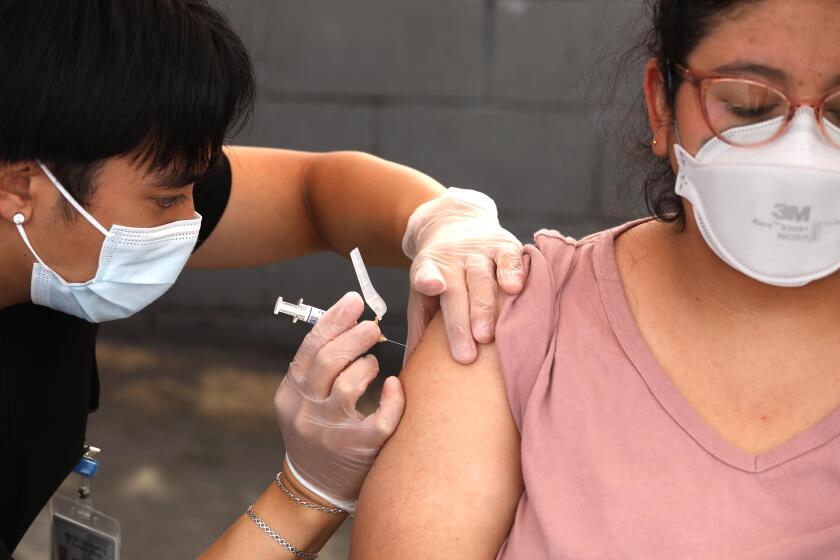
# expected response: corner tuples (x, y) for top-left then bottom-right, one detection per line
(0, 162), (38, 224)
(643, 58), (672, 158)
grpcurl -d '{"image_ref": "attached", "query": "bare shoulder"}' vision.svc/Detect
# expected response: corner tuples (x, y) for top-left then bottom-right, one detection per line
(613, 218), (679, 296)
(350, 312), (523, 560)
(614, 218), (672, 268)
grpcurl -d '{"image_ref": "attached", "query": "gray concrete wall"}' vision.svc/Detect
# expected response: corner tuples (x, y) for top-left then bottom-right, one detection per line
(101, 0), (651, 366)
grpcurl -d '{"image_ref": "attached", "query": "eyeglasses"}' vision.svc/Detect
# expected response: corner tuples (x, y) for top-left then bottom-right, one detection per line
(674, 64), (840, 149)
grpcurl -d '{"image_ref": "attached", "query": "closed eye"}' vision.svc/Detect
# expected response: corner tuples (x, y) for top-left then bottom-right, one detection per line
(154, 195), (189, 209)
(726, 102), (781, 119)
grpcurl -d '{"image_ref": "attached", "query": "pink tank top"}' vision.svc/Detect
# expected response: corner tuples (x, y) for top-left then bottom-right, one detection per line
(494, 221), (840, 559)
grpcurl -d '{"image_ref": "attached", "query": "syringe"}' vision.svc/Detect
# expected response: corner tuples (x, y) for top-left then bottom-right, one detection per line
(274, 297), (325, 325)
(273, 297), (406, 348)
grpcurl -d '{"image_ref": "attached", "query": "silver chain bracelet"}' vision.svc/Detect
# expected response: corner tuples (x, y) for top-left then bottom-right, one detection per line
(275, 472), (346, 515)
(246, 505), (319, 560)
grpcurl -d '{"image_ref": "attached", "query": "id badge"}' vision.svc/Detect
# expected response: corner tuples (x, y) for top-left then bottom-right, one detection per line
(51, 444), (120, 560)
(51, 493), (120, 560)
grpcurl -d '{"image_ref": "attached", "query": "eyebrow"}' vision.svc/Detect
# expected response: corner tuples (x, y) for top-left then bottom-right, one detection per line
(713, 61), (840, 91)
(712, 62), (791, 84)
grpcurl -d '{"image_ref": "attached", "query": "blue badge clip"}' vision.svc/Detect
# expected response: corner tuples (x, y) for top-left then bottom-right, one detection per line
(73, 445), (101, 478)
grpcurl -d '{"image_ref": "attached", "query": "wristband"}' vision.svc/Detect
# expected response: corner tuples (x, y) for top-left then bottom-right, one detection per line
(275, 472), (346, 515)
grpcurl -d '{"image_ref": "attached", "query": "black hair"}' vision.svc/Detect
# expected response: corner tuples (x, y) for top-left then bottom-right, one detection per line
(0, 0), (255, 208)
(614, 0), (758, 223)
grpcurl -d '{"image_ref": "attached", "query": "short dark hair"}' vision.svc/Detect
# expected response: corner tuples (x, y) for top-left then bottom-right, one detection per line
(0, 0), (255, 207)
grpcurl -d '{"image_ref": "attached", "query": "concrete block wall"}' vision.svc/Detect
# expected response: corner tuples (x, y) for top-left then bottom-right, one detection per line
(102, 0), (652, 365)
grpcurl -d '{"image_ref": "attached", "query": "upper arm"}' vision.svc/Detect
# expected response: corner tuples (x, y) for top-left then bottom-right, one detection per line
(188, 145), (326, 268)
(350, 313), (523, 560)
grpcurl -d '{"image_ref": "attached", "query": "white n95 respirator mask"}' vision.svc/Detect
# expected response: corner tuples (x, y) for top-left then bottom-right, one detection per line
(15, 161), (202, 322)
(675, 108), (840, 287)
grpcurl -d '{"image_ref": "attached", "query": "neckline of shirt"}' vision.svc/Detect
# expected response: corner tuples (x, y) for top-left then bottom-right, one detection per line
(591, 219), (840, 473)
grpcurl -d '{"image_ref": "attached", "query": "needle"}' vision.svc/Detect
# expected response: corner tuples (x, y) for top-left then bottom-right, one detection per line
(274, 296), (407, 347)
(379, 335), (407, 348)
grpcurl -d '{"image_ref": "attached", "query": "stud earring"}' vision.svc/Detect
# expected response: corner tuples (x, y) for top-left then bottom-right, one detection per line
(13, 213), (25, 225)
(652, 138), (658, 147)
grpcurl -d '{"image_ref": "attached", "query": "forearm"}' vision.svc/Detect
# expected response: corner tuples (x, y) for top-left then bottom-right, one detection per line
(303, 151), (445, 267)
(200, 469), (348, 559)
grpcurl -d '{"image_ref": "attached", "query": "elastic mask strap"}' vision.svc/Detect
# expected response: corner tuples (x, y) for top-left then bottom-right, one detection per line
(35, 160), (112, 238)
(673, 120), (684, 148)
(664, 60), (684, 151)
(16, 222), (53, 272)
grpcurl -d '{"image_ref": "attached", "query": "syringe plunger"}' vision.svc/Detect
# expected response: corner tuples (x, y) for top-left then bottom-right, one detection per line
(273, 297), (325, 325)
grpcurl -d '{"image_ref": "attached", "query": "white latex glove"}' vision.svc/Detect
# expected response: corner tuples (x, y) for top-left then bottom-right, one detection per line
(403, 188), (525, 364)
(274, 292), (405, 512)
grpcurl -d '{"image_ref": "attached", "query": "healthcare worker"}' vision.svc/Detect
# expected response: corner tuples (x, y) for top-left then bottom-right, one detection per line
(0, 1), (525, 557)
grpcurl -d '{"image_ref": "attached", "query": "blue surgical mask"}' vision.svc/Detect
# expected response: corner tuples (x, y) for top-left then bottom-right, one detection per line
(15, 161), (202, 322)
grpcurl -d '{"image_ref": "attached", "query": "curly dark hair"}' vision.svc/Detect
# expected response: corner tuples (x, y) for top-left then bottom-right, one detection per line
(613, 0), (759, 223)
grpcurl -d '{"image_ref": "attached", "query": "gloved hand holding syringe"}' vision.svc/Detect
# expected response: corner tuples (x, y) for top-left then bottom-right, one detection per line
(272, 247), (406, 347)
(273, 297), (406, 348)
(271, 248), (407, 513)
